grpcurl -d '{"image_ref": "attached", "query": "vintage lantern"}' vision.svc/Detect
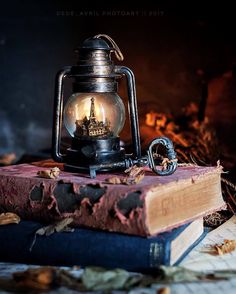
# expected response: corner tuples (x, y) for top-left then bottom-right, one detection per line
(52, 34), (177, 178)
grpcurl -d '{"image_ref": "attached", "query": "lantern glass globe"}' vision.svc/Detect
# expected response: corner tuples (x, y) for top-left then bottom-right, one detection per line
(64, 92), (126, 138)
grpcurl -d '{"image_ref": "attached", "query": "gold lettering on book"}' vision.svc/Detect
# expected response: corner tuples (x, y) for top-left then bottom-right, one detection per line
(150, 243), (164, 267)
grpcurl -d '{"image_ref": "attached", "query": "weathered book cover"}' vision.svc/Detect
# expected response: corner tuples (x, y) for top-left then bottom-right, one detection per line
(0, 218), (206, 272)
(0, 163), (225, 236)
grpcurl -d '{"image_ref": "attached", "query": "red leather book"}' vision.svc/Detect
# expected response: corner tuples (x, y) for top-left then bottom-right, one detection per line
(0, 162), (225, 236)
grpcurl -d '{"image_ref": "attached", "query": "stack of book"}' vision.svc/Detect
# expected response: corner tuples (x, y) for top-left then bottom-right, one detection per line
(0, 162), (225, 272)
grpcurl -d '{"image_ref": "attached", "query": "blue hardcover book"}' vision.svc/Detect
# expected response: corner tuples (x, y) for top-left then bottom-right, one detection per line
(0, 218), (206, 272)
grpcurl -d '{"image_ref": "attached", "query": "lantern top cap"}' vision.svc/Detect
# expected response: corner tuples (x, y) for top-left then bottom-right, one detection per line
(76, 34), (124, 61)
(80, 37), (111, 50)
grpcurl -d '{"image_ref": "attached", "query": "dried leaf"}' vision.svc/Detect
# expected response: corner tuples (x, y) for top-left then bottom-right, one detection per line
(37, 167), (60, 179)
(7, 265), (236, 293)
(124, 171), (145, 185)
(214, 239), (236, 255)
(0, 212), (20, 225)
(80, 266), (236, 291)
(124, 165), (146, 185)
(156, 266), (200, 283)
(105, 176), (122, 184)
(30, 218), (74, 251)
(124, 165), (133, 174)
(105, 171), (145, 185)
(161, 158), (170, 171)
(124, 165), (143, 178)
(81, 267), (141, 291)
(157, 287), (171, 294)
(132, 172), (145, 184)
(37, 218), (74, 236)
(57, 269), (85, 291)
(105, 176), (128, 185)
(161, 158), (178, 171)
(158, 266), (236, 283)
(0, 153), (16, 165)
(13, 267), (56, 290)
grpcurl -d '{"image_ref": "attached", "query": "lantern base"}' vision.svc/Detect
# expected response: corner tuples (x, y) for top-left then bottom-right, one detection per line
(64, 136), (126, 175)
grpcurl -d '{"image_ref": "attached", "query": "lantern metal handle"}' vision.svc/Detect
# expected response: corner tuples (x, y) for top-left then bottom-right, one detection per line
(93, 34), (124, 61)
(114, 66), (142, 159)
(52, 66), (72, 162)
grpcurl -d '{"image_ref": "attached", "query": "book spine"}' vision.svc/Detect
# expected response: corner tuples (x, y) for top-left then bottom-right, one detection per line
(0, 221), (168, 272)
(149, 242), (167, 267)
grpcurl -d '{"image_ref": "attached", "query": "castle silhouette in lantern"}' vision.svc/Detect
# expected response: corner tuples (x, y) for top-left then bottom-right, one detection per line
(74, 97), (112, 138)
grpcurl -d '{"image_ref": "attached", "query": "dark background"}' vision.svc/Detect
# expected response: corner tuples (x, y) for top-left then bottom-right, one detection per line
(1, 1), (236, 163)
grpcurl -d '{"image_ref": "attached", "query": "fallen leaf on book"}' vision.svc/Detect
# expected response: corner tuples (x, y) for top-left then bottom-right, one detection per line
(30, 218), (74, 251)
(36, 218), (74, 236)
(131, 172), (145, 184)
(0, 212), (20, 225)
(105, 176), (124, 184)
(0, 153), (16, 166)
(124, 165), (145, 184)
(124, 165), (144, 178)
(105, 173), (145, 185)
(37, 167), (60, 179)
(106, 165), (145, 185)
(13, 267), (56, 290)
(214, 239), (236, 255)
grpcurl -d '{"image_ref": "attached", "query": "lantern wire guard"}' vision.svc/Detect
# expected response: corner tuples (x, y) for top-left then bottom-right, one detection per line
(52, 34), (178, 178)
